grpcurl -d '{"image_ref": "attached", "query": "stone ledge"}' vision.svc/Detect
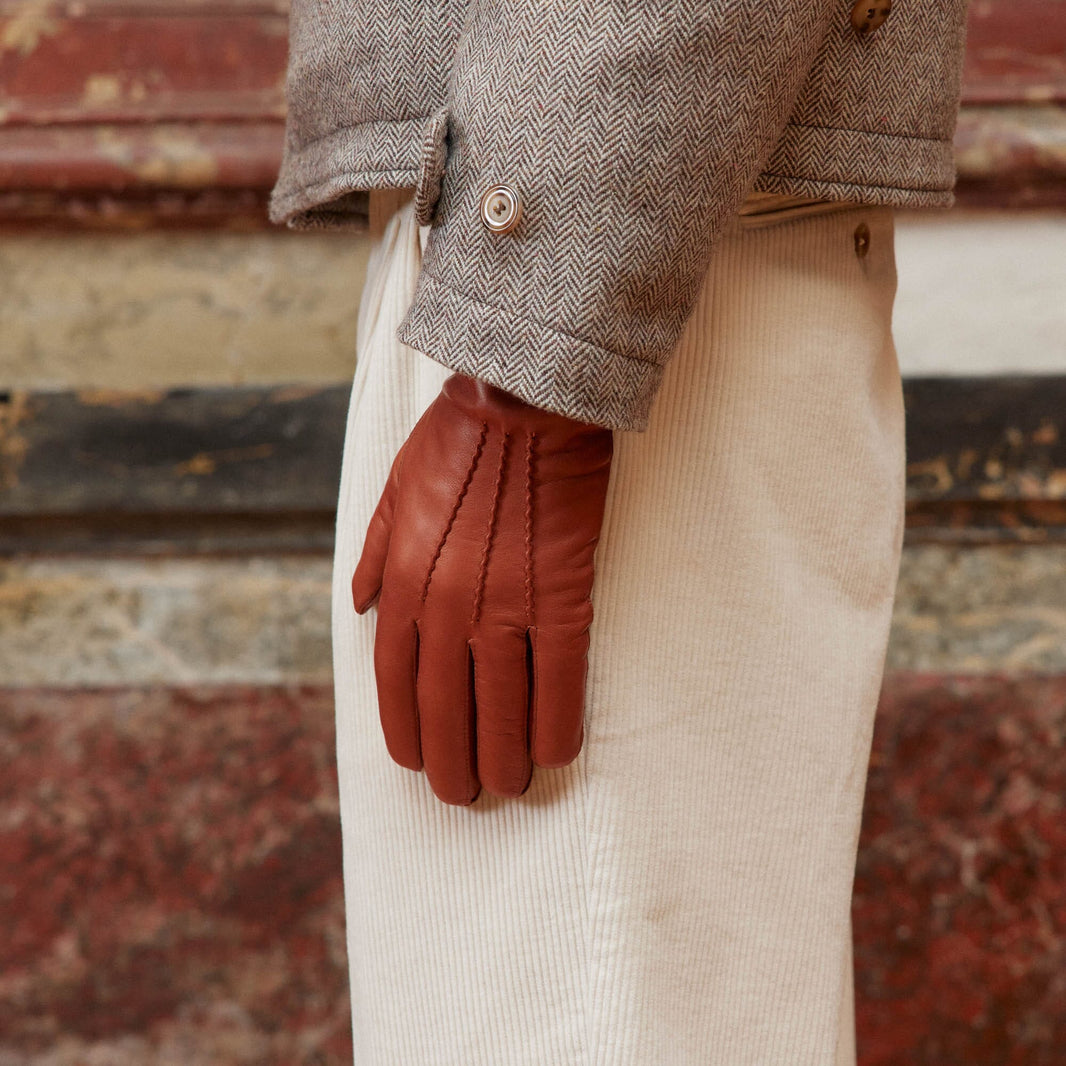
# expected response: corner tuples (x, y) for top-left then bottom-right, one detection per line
(2, 546), (1066, 687)
(3, 378), (1066, 553)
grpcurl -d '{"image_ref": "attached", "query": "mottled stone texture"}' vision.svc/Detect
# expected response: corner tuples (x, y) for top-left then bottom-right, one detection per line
(855, 674), (1066, 1065)
(1, 676), (1064, 1063)
(1, 221), (1064, 396)
(889, 546), (1066, 672)
(4, 547), (1066, 688)
(0, 558), (332, 687)
(0, 686), (351, 1066)
(1, 541), (1063, 1062)
(0, 234), (368, 391)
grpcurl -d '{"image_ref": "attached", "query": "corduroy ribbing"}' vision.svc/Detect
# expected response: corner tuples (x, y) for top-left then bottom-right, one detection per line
(330, 195), (905, 1065)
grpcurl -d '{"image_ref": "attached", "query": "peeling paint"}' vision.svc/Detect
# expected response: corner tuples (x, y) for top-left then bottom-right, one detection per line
(175, 452), (218, 477)
(173, 444), (275, 478)
(77, 389), (165, 408)
(907, 458), (955, 495)
(92, 126), (135, 168)
(955, 107), (1066, 180)
(81, 73), (122, 108)
(137, 131), (219, 187)
(0, 0), (59, 56)
(0, 391), (30, 492)
(90, 127), (220, 187)
(1033, 421), (1060, 446)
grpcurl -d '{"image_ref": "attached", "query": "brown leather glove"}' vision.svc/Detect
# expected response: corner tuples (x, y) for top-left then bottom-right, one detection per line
(351, 372), (613, 805)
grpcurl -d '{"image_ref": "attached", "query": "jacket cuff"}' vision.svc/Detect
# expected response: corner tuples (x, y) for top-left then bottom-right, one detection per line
(269, 111), (449, 230)
(396, 268), (663, 432)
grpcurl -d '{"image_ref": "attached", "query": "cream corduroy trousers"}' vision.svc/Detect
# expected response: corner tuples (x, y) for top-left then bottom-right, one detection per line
(331, 195), (905, 1066)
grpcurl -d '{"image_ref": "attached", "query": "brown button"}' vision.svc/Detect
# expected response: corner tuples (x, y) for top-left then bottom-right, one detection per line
(479, 184), (523, 234)
(854, 222), (871, 259)
(850, 0), (892, 34)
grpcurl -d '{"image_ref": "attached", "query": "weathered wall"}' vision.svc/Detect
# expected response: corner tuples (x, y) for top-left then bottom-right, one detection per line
(2, 546), (1066, 1064)
(2, 0), (1065, 1062)
(3, 213), (1066, 391)
(0, 233), (369, 389)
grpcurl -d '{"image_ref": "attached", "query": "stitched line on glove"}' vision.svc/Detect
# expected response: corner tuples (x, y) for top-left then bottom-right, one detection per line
(524, 432), (536, 625)
(465, 641), (478, 801)
(412, 619), (423, 768)
(471, 431), (509, 625)
(420, 421), (488, 605)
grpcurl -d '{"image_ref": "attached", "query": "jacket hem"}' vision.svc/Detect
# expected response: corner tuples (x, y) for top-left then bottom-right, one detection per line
(269, 117), (436, 228)
(752, 171), (955, 209)
(395, 269), (664, 433)
(755, 121), (958, 209)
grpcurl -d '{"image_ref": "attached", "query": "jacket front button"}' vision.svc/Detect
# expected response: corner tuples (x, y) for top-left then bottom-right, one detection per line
(850, 0), (891, 34)
(480, 184), (523, 234)
(854, 222), (871, 258)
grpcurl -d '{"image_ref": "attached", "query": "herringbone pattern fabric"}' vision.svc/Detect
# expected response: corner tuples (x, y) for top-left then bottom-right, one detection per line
(271, 0), (467, 226)
(271, 0), (970, 428)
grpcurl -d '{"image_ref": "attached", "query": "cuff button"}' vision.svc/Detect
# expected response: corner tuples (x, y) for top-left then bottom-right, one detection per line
(480, 184), (523, 234)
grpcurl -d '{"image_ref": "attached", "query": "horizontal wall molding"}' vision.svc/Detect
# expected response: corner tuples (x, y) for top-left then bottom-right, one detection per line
(904, 376), (1066, 545)
(2, 377), (1065, 553)
(953, 106), (1066, 209)
(0, 0), (1063, 228)
(0, 385), (346, 554)
(960, 0), (1066, 105)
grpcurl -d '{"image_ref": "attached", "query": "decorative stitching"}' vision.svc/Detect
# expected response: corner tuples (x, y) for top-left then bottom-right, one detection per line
(292, 116), (438, 153)
(420, 422), (488, 604)
(757, 169), (951, 195)
(471, 431), (509, 625)
(781, 119), (951, 145)
(411, 619), (423, 768)
(524, 432), (535, 625)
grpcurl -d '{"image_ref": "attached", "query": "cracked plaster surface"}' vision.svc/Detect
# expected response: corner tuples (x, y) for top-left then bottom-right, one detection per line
(0, 233), (371, 390)
(1, 546), (1065, 687)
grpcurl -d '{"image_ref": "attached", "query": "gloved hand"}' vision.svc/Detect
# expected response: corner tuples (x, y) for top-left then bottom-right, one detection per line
(352, 372), (613, 805)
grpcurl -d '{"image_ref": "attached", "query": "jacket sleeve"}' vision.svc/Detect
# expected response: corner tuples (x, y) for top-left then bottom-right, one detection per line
(395, 0), (839, 431)
(269, 0), (469, 229)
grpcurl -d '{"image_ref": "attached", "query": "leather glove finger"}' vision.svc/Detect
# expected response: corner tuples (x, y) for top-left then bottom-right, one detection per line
(416, 624), (481, 806)
(372, 601), (422, 771)
(470, 626), (533, 799)
(529, 624), (589, 769)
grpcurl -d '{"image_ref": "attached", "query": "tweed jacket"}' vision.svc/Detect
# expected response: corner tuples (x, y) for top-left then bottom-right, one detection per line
(271, 0), (970, 431)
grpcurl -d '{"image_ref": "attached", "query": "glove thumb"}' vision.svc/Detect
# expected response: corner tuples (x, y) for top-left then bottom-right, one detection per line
(351, 460), (401, 614)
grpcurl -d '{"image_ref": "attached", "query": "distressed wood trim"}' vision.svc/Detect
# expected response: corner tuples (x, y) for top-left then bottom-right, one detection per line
(961, 0), (1066, 105)
(0, 2), (288, 126)
(0, 385), (347, 553)
(0, 0), (293, 230)
(2, 378), (1066, 552)
(904, 377), (1066, 545)
(954, 107), (1066, 209)
(0, 0), (1063, 227)
(3, 107), (1062, 231)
